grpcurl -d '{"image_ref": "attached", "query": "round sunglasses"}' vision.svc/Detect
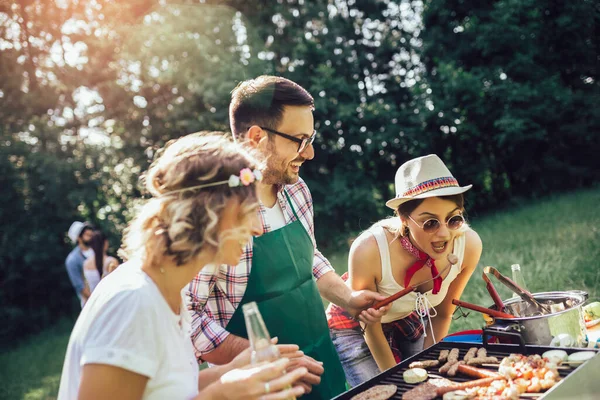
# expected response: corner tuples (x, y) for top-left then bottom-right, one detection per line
(408, 214), (465, 234)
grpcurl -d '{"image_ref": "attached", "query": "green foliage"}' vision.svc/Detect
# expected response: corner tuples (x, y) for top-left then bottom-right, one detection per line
(419, 0), (600, 210)
(1, 0), (599, 344)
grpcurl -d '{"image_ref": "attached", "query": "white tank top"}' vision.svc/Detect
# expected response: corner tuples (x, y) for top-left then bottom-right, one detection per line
(371, 226), (467, 324)
(84, 269), (101, 293)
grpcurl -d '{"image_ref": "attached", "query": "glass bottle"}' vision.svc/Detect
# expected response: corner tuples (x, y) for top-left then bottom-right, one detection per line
(243, 302), (295, 399)
(511, 264), (529, 298)
(243, 302), (281, 363)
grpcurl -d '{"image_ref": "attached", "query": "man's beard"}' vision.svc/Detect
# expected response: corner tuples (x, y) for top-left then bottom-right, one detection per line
(261, 141), (304, 185)
(82, 240), (92, 247)
(261, 154), (305, 185)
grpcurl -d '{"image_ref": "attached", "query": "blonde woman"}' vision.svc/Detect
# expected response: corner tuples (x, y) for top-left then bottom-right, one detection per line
(58, 132), (307, 400)
(326, 154), (482, 386)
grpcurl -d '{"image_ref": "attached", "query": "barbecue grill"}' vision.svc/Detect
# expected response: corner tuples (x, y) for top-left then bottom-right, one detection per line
(332, 341), (599, 400)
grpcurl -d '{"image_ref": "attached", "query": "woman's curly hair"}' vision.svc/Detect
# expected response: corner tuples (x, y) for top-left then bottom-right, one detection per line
(120, 132), (261, 267)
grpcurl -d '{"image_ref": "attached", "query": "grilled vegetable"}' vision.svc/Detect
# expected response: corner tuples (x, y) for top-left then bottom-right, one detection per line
(542, 350), (568, 364)
(403, 368), (429, 384)
(567, 351), (596, 366)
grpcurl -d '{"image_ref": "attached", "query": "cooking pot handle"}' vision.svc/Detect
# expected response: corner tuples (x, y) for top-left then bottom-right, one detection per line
(482, 326), (526, 352)
(568, 290), (589, 302)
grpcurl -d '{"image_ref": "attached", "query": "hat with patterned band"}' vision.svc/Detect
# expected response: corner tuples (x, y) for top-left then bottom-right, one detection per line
(385, 154), (472, 210)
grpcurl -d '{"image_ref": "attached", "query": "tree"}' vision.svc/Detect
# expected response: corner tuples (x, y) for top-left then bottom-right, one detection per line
(418, 0), (600, 210)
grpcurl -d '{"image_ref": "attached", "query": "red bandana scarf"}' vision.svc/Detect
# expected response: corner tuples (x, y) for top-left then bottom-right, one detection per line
(400, 235), (443, 294)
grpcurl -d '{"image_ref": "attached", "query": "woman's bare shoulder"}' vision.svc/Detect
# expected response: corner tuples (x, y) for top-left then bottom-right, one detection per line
(349, 229), (383, 278)
(461, 228), (482, 272)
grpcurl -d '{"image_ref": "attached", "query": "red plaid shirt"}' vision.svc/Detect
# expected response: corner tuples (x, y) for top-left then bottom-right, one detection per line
(326, 272), (425, 363)
(326, 273), (361, 330)
(187, 178), (335, 361)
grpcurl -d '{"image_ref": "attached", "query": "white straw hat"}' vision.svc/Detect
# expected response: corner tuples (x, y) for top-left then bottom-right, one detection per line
(385, 154), (472, 210)
(68, 221), (91, 243)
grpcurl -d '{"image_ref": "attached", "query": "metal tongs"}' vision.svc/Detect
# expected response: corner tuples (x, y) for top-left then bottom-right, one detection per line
(483, 266), (552, 314)
(482, 270), (505, 312)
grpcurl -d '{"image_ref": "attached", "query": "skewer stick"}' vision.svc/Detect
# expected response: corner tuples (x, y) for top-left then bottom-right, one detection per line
(451, 299), (516, 319)
(372, 286), (416, 309)
(481, 363), (570, 370)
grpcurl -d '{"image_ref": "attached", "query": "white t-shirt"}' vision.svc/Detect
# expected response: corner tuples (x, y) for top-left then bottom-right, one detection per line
(82, 248), (94, 259)
(58, 261), (199, 400)
(262, 200), (286, 230)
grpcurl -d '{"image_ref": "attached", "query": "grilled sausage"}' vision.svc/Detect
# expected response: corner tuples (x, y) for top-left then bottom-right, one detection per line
(439, 349), (450, 363)
(439, 360), (458, 375)
(409, 359), (440, 369)
(448, 348), (460, 363)
(463, 347), (478, 362)
(456, 364), (502, 379)
(436, 377), (506, 396)
(447, 361), (465, 377)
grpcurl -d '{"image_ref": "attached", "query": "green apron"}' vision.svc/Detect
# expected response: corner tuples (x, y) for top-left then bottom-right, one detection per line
(226, 190), (346, 400)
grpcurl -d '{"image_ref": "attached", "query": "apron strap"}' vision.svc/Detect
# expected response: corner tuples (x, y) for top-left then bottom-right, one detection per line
(283, 189), (300, 221)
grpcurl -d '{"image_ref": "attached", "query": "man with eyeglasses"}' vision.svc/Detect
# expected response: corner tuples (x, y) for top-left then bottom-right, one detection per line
(188, 76), (390, 400)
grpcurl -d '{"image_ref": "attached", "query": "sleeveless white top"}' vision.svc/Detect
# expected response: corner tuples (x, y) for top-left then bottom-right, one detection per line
(370, 226), (467, 324)
(84, 269), (101, 293)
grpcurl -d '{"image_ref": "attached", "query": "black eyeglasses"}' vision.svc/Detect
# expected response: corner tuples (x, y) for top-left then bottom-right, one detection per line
(259, 126), (316, 153)
(408, 214), (465, 234)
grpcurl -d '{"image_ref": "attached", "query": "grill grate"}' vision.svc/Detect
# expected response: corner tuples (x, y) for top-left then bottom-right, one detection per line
(332, 341), (599, 400)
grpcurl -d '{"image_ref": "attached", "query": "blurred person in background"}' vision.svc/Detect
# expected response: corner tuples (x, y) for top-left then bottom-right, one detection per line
(81, 230), (119, 305)
(66, 221), (95, 307)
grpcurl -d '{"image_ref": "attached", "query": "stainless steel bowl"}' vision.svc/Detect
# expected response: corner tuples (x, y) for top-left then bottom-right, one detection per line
(486, 290), (589, 347)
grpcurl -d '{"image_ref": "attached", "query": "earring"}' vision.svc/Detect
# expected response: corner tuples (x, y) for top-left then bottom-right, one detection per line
(160, 267), (165, 274)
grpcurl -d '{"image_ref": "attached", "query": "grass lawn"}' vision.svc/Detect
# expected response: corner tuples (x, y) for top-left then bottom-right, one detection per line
(0, 319), (73, 400)
(1, 187), (598, 399)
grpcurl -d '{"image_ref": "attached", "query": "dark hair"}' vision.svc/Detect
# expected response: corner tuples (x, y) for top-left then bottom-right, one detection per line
(90, 231), (107, 277)
(229, 75), (314, 140)
(396, 194), (465, 218)
(79, 224), (94, 239)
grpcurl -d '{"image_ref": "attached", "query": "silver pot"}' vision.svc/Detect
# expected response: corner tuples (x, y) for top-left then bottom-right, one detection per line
(484, 290), (589, 347)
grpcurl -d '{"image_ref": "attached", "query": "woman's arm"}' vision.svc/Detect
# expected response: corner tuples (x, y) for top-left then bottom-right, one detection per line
(105, 256), (119, 275)
(78, 364), (148, 400)
(425, 229), (482, 348)
(348, 233), (396, 371)
(364, 322), (396, 371)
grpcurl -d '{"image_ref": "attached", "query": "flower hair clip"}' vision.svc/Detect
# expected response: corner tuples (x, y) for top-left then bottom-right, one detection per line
(228, 168), (262, 187)
(161, 168), (262, 196)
